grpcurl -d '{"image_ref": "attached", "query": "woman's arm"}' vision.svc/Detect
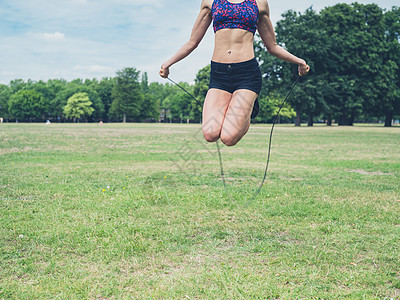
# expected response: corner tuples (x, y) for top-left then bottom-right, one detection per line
(160, 0), (212, 78)
(257, 0), (310, 76)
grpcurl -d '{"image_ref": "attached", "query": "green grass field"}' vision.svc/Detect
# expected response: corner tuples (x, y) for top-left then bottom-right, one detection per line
(1, 123), (399, 299)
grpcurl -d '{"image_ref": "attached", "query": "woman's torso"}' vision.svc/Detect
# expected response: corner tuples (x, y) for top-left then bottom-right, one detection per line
(208, 0), (261, 63)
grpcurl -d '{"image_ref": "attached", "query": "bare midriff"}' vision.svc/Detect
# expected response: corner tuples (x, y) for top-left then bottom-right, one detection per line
(211, 28), (255, 63)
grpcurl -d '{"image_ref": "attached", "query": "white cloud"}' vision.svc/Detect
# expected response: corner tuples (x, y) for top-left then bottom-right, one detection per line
(37, 32), (66, 41)
(0, 71), (16, 76)
(73, 65), (115, 73)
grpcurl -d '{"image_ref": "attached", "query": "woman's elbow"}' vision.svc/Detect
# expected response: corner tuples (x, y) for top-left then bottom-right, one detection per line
(266, 45), (280, 57)
(266, 48), (275, 56)
(187, 39), (200, 51)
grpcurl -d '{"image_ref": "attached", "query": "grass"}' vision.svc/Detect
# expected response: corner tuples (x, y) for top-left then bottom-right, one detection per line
(0, 122), (399, 299)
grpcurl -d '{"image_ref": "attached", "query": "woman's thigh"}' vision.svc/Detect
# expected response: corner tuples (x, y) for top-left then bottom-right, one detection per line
(202, 88), (232, 141)
(220, 89), (258, 146)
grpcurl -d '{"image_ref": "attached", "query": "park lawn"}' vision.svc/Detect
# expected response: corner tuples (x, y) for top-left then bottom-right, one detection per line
(0, 123), (399, 299)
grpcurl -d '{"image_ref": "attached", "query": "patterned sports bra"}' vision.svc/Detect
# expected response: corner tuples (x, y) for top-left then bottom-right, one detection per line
(211, 0), (259, 35)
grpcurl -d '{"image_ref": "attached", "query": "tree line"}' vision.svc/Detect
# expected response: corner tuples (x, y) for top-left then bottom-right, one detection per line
(0, 3), (399, 126)
(0, 70), (156, 123)
(0, 67), (211, 124)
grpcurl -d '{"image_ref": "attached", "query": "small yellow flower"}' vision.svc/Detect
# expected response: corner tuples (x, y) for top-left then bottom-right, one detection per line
(123, 187), (126, 190)
(102, 189), (106, 192)
(164, 176), (167, 179)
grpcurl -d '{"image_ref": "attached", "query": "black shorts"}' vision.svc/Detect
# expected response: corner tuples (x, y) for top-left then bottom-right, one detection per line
(209, 58), (262, 95)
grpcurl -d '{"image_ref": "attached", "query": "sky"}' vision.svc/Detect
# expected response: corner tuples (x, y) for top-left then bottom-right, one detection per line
(0, 0), (398, 85)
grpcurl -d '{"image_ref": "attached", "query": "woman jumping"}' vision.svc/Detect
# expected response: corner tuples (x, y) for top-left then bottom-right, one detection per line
(159, 0), (310, 146)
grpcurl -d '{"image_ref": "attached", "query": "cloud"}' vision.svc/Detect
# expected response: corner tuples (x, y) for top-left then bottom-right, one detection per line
(73, 65), (115, 73)
(37, 32), (66, 41)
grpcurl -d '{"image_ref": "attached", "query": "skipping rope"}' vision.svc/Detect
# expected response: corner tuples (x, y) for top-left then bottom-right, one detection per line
(167, 75), (301, 205)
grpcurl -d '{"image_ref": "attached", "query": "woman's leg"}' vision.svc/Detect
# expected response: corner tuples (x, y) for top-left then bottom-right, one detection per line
(202, 88), (232, 142)
(220, 89), (258, 146)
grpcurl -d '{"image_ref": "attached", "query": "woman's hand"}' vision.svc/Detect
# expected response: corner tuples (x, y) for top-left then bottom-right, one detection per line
(298, 63), (310, 77)
(159, 65), (170, 78)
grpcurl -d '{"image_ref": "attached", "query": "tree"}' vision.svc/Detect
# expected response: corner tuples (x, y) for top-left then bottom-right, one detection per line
(320, 3), (385, 125)
(9, 79), (29, 94)
(192, 64), (210, 122)
(63, 92), (94, 123)
(255, 7), (331, 126)
(256, 91), (296, 123)
(53, 82), (103, 122)
(162, 83), (193, 123)
(149, 82), (169, 122)
(379, 6), (400, 126)
(29, 80), (54, 119)
(8, 90), (45, 121)
(141, 72), (149, 94)
(95, 77), (115, 122)
(0, 85), (11, 119)
(110, 68), (144, 122)
(275, 8), (330, 126)
(140, 72), (158, 121)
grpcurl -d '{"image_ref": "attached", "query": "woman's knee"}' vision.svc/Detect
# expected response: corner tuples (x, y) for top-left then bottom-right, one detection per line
(220, 121), (250, 146)
(220, 131), (239, 147)
(202, 128), (220, 143)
